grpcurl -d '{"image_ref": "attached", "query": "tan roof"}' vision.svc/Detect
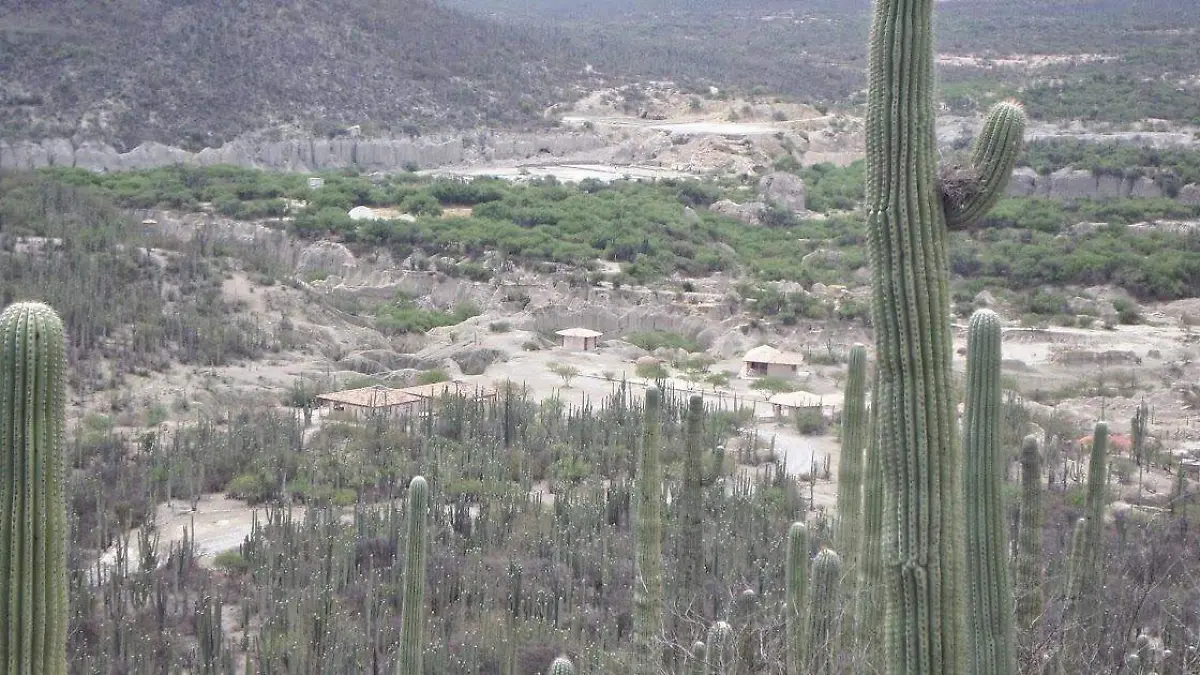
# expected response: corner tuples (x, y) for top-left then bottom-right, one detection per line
(743, 345), (805, 365)
(316, 386), (421, 409)
(556, 327), (603, 338)
(400, 381), (495, 399)
(768, 391), (829, 408)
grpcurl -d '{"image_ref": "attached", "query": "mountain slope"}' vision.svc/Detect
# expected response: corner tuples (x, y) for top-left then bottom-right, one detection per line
(0, 0), (590, 149)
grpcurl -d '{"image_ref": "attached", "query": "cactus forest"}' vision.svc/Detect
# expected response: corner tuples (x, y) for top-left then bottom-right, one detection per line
(4, 0), (1200, 673)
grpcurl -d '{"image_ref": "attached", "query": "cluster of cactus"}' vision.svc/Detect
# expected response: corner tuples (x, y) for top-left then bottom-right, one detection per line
(1, 302), (69, 675)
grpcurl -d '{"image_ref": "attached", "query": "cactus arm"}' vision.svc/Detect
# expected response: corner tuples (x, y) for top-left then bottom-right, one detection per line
(962, 310), (1018, 675)
(943, 101), (1028, 230)
(1, 302), (68, 675)
(396, 476), (428, 675)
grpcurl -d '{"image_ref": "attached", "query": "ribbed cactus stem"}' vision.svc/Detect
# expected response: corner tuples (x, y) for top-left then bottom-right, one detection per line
(1064, 517), (1088, 603)
(943, 101), (1027, 229)
(706, 621), (734, 675)
(854, 378), (884, 661)
(834, 345), (868, 574)
(1067, 422), (1109, 617)
(863, 0), (1023, 666)
(396, 475), (428, 675)
(805, 548), (843, 675)
(0, 302), (68, 675)
(689, 641), (707, 675)
(785, 522), (809, 675)
(962, 309), (1018, 675)
(548, 656), (575, 675)
(678, 395), (705, 614)
(1015, 435), (1044, 634)
(633, 389), (665, 675)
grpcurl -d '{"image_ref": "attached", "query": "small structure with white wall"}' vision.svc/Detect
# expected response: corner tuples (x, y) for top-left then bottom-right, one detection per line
(742, 345), (805, 378)
(308, 176), (325, 190)
(556, 327), (603, 351)
(768, 390), (839, 421)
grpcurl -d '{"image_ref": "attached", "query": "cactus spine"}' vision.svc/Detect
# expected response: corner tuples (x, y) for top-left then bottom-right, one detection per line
(962, 309), (1018, 675)
(0, 302), (68, 675)
(864, 0), (1023, 666)
(785, 522), (809, 675)
(548, 656), (575, 675)
(834, 345), (868, 577)
(633, 389), (665, 675)
(1015, 435), (1044, 634)
(805, 548), (843, 675)
(396, 475), (428, 675)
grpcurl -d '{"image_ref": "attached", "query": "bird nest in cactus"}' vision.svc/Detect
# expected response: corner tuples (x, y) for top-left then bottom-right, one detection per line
(939, 163), (984, 229)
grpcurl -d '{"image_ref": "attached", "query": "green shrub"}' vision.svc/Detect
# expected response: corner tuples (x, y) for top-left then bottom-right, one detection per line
(213, 550), (251, 575)
(635, 362), (669, 380)
(627, 331), (701, 353)
(794, 408), (828, 435)
(417, 369), (449, 385)
(376, 293), (481, 334)
(226, 472), (273, 505)
(1113, 297), (1141, 325)
(752, 375), (794, 394)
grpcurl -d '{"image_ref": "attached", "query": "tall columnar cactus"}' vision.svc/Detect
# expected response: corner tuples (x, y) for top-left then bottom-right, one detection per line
(805, 548), (843, 675)
(785, 522), (809, 675)
(633, 389), (665, 675)
(706, 621), (734, 675)
(863, 0), (1024, 667)
(833, 345), (868, 575)
(962, 309), (1018, 675)
(1067, 422), (1109, 612)
(678, 395), (706, 614)
(0, 302), (68, 675)
(548, 656), (575, 675)
(689, 641), (707, 675)
(1015, 435), (1045, 634)
(396, 475), (429, 675)
(854, 377), (885, 661)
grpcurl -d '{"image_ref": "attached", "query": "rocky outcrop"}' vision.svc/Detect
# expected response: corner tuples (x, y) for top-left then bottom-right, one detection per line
(758, 171), (806, 212)
(296, 241), (358, 278)
(1006, 167), (1170, 200)
(709, 199), (766, 226)
(1178, 183), (1200, 205)
(0, 131), (608, 174)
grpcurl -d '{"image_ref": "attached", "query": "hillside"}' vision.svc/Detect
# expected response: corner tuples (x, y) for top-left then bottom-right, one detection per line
(0, 0), (592, 149)
(453, 0), (1200, 123)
